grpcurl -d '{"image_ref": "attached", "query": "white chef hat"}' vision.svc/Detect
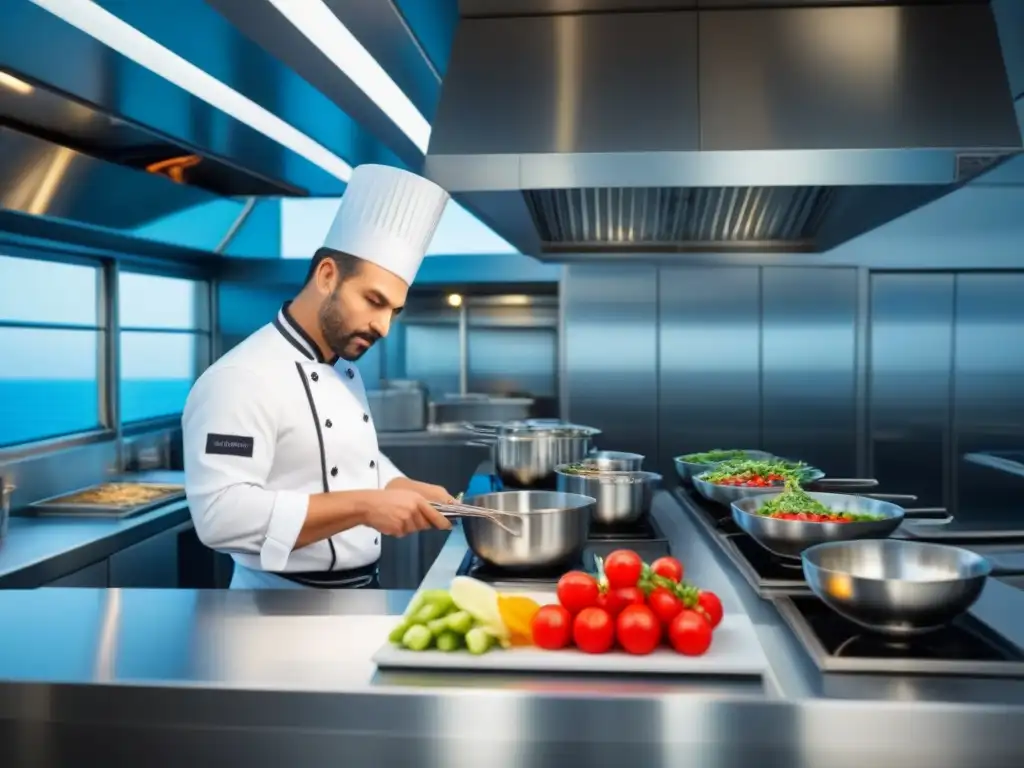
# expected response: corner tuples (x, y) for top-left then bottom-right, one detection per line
(321, 164), (450, 286)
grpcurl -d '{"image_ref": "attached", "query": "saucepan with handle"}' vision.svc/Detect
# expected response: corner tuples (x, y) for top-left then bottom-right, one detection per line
(802, 539), (1020, 637)
(731, 490), (951, 561)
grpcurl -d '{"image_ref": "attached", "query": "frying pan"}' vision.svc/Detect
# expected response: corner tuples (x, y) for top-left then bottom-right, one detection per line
(730, 491), (951, 560)
(691, 465), (880, 507)
(673, 449), (774, 486)
(802, 539), (1014, 637)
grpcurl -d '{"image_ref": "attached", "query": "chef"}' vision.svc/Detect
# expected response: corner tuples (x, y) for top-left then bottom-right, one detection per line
(181, 164), (455, 589)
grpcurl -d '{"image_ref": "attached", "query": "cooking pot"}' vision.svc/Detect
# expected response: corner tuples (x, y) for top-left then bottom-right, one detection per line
(460, 490), (595, 569)
(468, 422), (600, 488)
(555, 465), (661, 525)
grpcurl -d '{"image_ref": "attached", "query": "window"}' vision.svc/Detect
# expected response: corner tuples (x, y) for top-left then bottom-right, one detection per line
(118, 272), (210, 424)
(0, 254), (104, 447)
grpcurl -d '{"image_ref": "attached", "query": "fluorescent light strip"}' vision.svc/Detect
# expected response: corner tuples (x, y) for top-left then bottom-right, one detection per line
(29, 0), (352, 182)
(265, 0), (432, 153)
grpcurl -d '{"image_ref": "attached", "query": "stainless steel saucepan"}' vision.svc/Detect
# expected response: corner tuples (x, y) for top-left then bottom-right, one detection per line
(731, 491), (951, 561)
(584, 451), (645, 472)
(802, 539), (1015, 637)
(554, 464), (662, 525)
(468, 422), (601, 488)
(460, 490), (595, 570)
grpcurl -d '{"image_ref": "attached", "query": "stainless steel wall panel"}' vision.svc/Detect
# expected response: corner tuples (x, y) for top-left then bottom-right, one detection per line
(868, 273), (954, 508)
(761, 267), (858, 475)
(953, 273), (1024, 524)
(657, 267), (761, 479)
(562, 264), (659, 463)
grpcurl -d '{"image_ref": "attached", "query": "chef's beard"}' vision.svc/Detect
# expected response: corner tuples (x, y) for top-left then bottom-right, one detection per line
(318, 288), (380, 361)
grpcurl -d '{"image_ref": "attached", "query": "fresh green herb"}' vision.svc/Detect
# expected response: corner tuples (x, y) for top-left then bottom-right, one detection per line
(757, 479), (884, 523)
(679, 449), (751, 464)
(700, 458), (813, 484)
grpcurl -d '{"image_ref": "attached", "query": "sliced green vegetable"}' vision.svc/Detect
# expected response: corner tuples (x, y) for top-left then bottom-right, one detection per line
(679, 449), (750, 464)
(444, 610), (474, 635)
(420, 589), (455, 612)
(435, 630), (462, 652)
(402, 593), (425, 619)
(465, 626), (494, 655)
(700, 458), (813, 484)
(388, 620), (411, 645)
(413, 601), (448, 624)
(427, 617), (449, 635)
(401, 624), (433, 651)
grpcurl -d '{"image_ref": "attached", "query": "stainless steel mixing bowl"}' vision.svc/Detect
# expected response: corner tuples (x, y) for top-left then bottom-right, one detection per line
(802, 539), (998, 637)
(583, 451), (645, 472)
(460, 490), (595, 570)
(554, 466), (661, 525)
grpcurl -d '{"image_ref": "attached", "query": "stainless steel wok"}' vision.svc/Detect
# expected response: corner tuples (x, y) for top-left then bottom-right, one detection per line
(731, 491), (951, 560)
(802, 539), (1012, 637)
(469, 422), (600, 488)
(673, 449), (774, 485)
(460, 490), (595, 570)
(554, 465), (662, 525)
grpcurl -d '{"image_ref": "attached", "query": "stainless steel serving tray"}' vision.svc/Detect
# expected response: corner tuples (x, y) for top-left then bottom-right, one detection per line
(25, 482), (185, 519)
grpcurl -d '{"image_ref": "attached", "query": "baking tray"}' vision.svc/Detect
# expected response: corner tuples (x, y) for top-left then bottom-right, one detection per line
(26, 482), (185, 519)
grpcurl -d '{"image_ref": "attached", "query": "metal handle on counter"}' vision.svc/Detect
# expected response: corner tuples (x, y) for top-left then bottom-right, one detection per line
(901, 507), (954, 526)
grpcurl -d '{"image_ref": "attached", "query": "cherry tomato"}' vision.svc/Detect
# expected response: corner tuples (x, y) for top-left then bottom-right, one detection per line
(615, 605), (661, 655)
(697, 591), (724, 629)
(668, 610), (713, 656)
(556, 571), (600, 615)
(573, 607), (615, 654)
(599, 586), (645, 617)
(603, 550), (643, 589)
(531, 604), (573, 650)
(650, 556), (684, 583)
(647, 587), (684, 625)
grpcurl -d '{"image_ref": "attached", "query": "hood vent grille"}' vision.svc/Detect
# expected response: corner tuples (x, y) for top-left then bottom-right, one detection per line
(525, 187), (834, 250)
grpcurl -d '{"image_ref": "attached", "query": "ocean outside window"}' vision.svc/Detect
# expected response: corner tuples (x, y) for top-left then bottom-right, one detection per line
(0, 254), (103, 446)
(118, 271), (210, 423)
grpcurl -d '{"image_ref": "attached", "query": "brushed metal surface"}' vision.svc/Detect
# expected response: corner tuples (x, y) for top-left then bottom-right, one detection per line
(657, 266), (761, 480)
(562, 264), (659, 464)
(699, 4), (1020, 151)
(487, 429), (596, 487)
(761, 268), (858, 475)
(868, 273), (955, 510)
(430, 12), (700, 155)
(953, 273), (1024, 525)
(802, 539), (993, 636)
(365, 382), (428, 433)
(460, 490), (593, 568)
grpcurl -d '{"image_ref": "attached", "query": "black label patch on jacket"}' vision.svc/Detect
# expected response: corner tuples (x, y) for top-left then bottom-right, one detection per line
(206, 433), (255, 457)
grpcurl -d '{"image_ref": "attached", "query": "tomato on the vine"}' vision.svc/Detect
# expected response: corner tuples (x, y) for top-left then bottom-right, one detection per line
(697, 591), (723, 629)
(668, 609), (713, 656)
(573, 607), (615, 654)
(603, 550), (643, 589)
(650, 556), (684, 583)
(531, 604), (573, 650)
(598, 585), (645, 617)
(647, 587), (684, 625)
(615, 605), (661, 655)
(556, 571), (599, 615)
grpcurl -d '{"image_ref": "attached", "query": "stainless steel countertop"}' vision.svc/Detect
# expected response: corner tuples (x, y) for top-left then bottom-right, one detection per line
(0, 470), (191, 587)
(1, 491), (1023, 766)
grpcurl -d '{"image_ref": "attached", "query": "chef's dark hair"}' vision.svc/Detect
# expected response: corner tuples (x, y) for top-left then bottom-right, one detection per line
(306, 248), (362, 285)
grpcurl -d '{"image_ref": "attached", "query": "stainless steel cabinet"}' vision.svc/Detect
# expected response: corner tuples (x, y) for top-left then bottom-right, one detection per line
(563, 264), (660, 463)
(108, 523), (189, 588)
(868, 273), (955, 507)
(47, 560), (108, 587)
(953, 273), (1024, 523)
(761, 267), (858, 475)
(657, 266), (761, 478)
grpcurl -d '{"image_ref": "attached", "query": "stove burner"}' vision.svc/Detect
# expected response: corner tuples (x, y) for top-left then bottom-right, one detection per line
(776, 595), (1024, 676)
(589, 517), (659, 541)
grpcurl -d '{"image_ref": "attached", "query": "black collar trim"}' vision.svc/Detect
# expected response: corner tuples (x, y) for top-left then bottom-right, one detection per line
(275, 302), (338, 365)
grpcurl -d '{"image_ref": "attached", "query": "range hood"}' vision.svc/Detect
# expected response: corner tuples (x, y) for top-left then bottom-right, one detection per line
(425, 2), (1023, 257)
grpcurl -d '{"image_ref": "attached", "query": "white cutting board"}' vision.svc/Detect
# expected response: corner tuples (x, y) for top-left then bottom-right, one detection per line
(372, 592), (768, 677)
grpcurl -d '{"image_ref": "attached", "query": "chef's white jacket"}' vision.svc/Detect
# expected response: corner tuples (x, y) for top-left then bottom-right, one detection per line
(181, 303), (404, 579)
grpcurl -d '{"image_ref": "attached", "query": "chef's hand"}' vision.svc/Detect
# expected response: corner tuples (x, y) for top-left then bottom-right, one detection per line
(362, 489), (452, 537)
(385, 477), (457, 506)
